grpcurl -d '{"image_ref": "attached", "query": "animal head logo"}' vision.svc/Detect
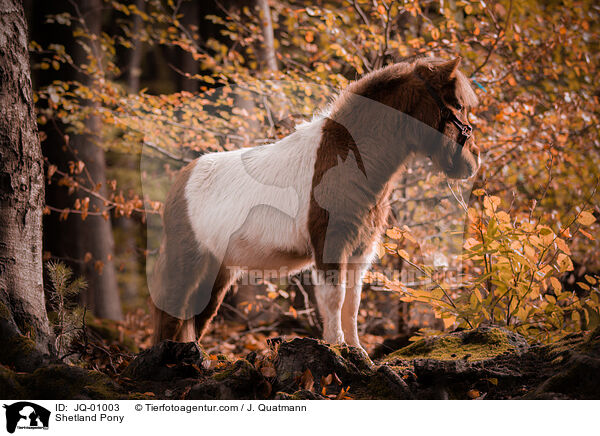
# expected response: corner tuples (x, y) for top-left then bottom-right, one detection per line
(3, 402), (50, 434)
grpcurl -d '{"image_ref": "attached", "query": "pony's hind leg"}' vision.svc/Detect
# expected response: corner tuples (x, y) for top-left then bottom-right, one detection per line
(151, 302), (196, 343)
(193, 267), (237, 340)
(149, 239), (202, 344)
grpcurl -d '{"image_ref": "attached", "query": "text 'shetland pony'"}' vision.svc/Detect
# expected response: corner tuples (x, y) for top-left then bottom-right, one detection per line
(150, 57), (480, 355)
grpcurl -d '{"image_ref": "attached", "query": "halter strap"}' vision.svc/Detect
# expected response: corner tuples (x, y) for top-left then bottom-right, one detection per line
(419, 79), (473, 147)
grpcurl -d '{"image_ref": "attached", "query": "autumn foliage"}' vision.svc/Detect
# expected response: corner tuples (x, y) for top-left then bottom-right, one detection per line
(31, 0), (599, 350)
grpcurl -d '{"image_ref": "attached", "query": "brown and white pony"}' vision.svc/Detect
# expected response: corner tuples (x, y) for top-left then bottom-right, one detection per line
(150, 57), (479, 354)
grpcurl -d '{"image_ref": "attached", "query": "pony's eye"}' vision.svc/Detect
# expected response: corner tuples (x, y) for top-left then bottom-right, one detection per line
(455, 103), (464, 111)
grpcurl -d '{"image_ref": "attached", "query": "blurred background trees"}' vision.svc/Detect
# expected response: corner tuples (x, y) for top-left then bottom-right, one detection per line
(23, 0), (600, 355)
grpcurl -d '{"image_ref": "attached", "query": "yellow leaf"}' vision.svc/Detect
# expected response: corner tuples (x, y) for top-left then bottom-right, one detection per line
(577, 282), (590, 291)
(386, 227), (403, 239)
(555, 238), (571, 255)
(442, 316), (456, 329)
(549, 277), (562, 292)
(496, 211), (510, 223)
(577, 211), (596, 226)
(557, 253), (574, 272)
(579, 228), (595, 240)
(524, 245), (536, 262)
(483, 195), (501, 213)
(464, 238), (479, 249)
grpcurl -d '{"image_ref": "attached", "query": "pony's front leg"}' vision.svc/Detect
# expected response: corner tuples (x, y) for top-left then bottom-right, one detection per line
(312, 267), (345, 344)
(342, 250), (374, 357)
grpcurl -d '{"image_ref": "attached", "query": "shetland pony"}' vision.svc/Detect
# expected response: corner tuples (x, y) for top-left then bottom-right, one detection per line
(150, 57), (479, 354)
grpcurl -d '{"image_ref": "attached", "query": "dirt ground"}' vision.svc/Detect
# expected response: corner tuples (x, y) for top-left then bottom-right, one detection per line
(2, 320), (599, 400)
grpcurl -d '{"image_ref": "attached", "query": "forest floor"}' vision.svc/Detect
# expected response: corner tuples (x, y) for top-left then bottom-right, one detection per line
(2, 311), (600, 400)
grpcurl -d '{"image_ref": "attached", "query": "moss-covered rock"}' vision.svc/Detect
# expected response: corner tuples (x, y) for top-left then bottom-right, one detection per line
(0, 365), (27, 399)
(385, 327), (529, 362)
(18, 364), (126, 399)
(1, 334), (39, 366)
(0, 323), (48, 372)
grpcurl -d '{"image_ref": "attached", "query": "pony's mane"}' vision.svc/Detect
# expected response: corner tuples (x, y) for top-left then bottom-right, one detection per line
(415, 57), (479, 108)
(333, 57), (478, 113)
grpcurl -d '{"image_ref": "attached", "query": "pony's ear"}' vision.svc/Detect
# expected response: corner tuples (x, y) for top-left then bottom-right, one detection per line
(436, 57), (461, 82)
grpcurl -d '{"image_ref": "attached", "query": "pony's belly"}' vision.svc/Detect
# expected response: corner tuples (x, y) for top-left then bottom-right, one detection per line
(225, 246), (313, 275)
(223, 212), (313, 272)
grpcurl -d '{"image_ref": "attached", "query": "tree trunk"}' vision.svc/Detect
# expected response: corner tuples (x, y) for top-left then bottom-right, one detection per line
(127, 0), (145, 93)
(0, 0), (52, 357)
(252, 0), (277, 71)
(177, 0), (200, 93)
(69, 0), (123, 320)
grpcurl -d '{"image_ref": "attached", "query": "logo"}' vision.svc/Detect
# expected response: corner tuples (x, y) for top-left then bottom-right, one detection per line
(3, 402), (50, 434)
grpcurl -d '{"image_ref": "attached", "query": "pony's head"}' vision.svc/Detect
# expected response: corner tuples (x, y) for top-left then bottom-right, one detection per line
(411, 57), (480, 179)
(339, 57), (480, 179)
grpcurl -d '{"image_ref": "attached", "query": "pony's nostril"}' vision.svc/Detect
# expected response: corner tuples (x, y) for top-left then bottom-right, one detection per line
(470, 143), (480, 156)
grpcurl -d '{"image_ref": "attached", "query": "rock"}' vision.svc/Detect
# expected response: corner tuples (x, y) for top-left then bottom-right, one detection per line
(273, 337), (417, 399)
(365, 365), (413, 399)
(529, 327), (600, 399)
(122, 340), (206, 381)
(384, 327), (529, 362)
(187, 359), (270, 400)
(275, 338), (369, 392)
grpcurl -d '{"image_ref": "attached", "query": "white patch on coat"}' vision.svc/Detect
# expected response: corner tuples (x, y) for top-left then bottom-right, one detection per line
(184, 116), (326, 271)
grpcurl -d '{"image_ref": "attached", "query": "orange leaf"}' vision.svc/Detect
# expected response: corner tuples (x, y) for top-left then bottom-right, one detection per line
(467, 389), (480, 399)
(299, 369), (314, 391)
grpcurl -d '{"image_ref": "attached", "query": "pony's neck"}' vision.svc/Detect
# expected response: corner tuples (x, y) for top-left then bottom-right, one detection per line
(320, 97), (414, 199)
